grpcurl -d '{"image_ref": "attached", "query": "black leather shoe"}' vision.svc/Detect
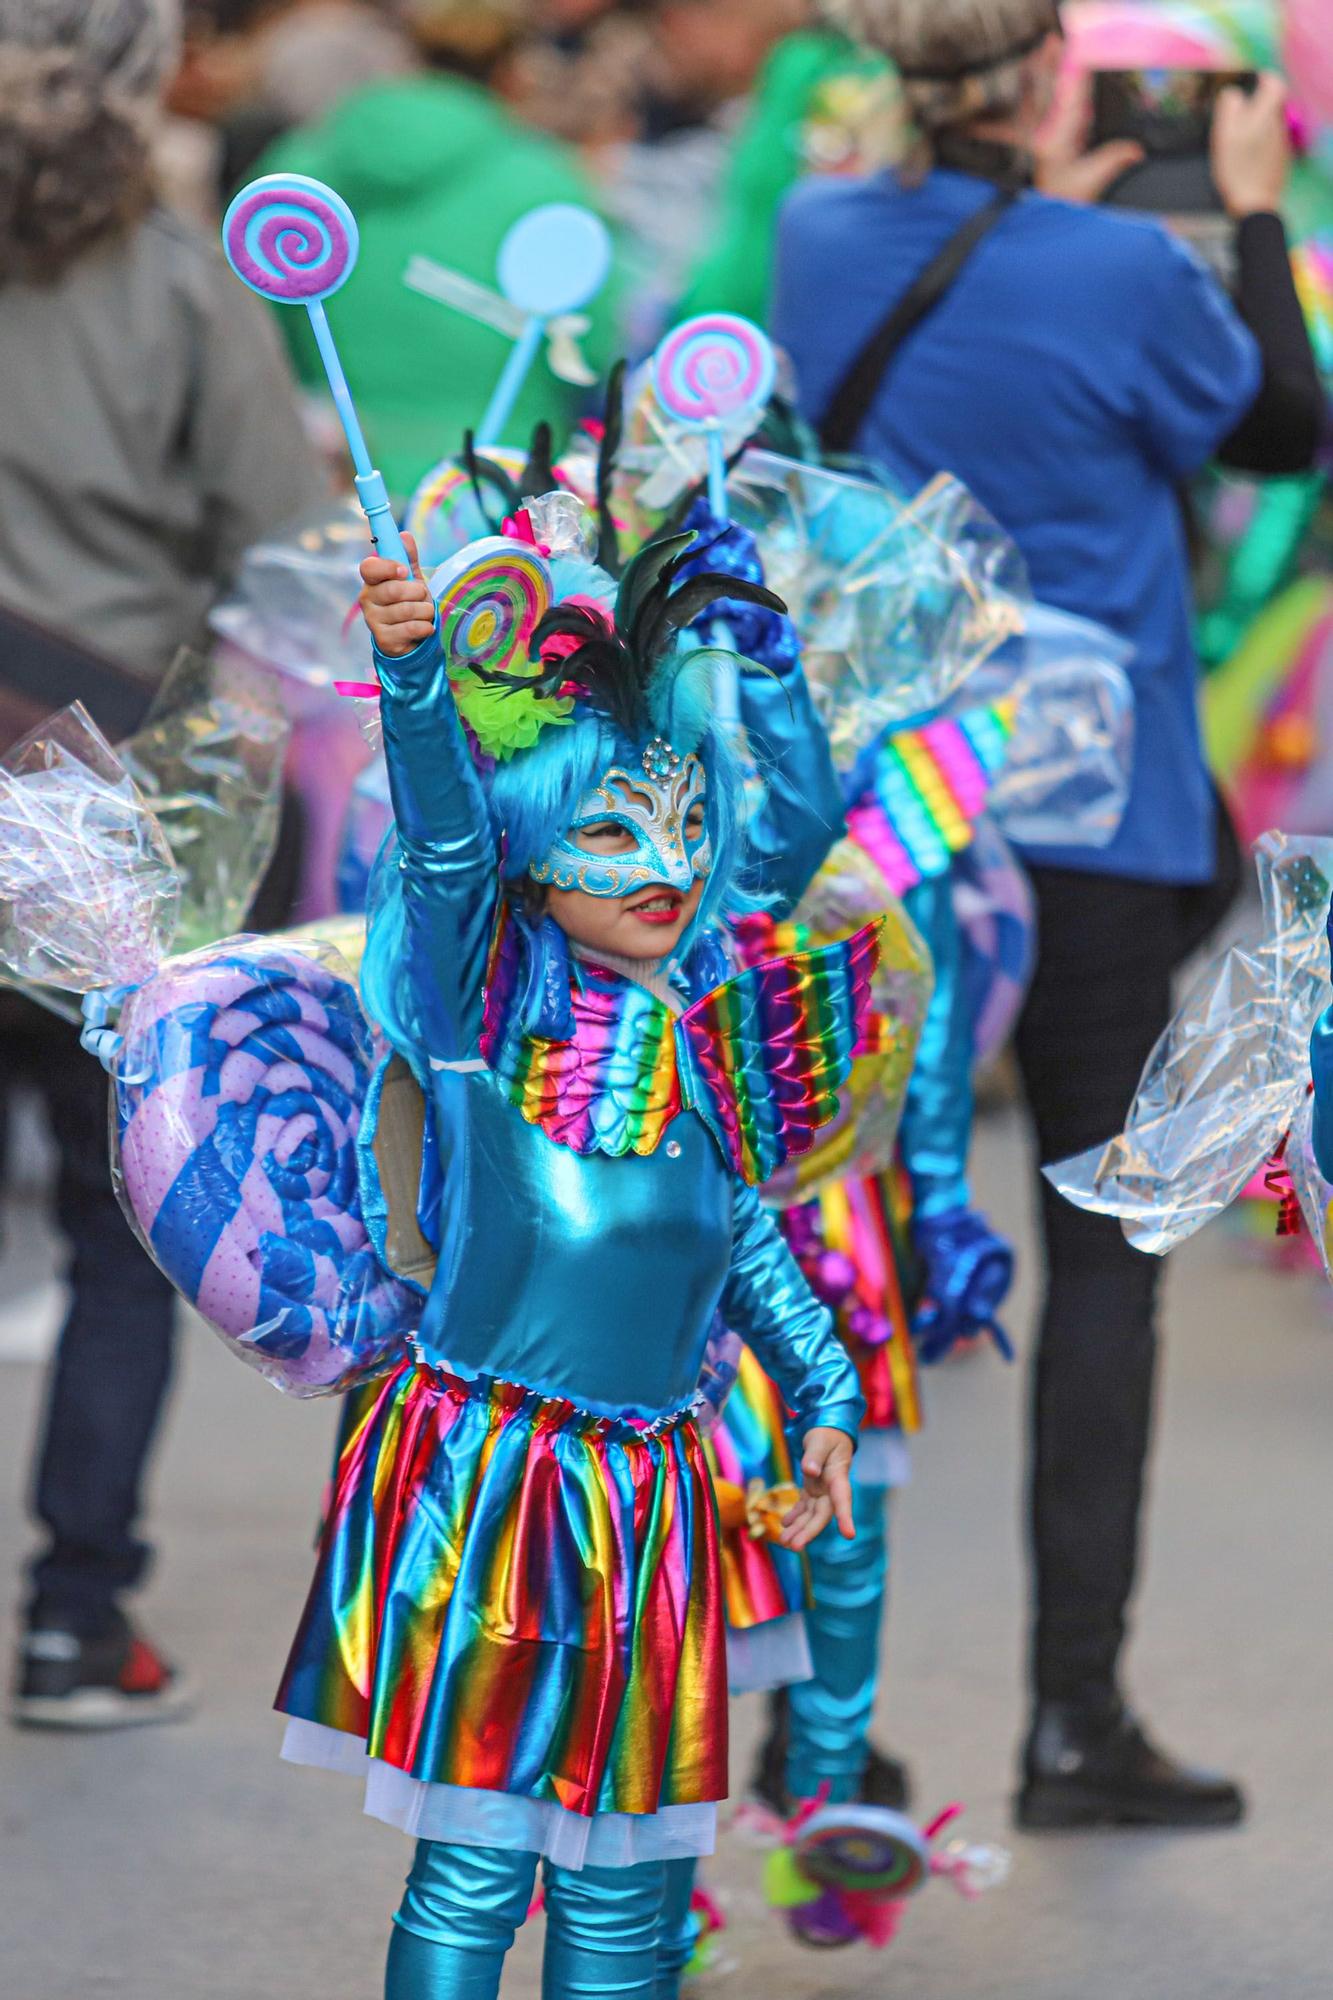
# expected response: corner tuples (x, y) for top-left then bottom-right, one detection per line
(860, 1741), (913, 1812)
(747, 1689), (914, 1818)
(1016, 1701), (1245, 1831)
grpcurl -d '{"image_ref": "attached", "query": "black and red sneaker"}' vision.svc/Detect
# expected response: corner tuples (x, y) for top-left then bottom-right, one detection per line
(13, 1618), (193, 1730)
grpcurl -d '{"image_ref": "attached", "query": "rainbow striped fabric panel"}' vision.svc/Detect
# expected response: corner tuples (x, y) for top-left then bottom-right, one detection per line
(277, 1355), (728, 1815)
(678, 920), (882, 1187)
(847, 701), (1015, 896)
(482, 915), (681, 1157)
(479, 911), (883, 1186)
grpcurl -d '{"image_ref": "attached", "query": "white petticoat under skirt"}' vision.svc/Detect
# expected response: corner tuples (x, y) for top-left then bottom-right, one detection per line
(281, 1719), (718, 1873)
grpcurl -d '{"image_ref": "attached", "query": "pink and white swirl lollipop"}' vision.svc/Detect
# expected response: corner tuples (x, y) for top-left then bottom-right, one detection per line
(222, 174), (407, 696)
(652, 313), (776, 518)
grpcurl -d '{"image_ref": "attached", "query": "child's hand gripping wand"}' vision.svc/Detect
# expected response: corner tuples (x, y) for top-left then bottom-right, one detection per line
(222, 173), (403, 698)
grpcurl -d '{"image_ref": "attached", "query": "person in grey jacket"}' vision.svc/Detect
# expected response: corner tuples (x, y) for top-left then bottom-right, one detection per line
(0, 0), (322, 1728)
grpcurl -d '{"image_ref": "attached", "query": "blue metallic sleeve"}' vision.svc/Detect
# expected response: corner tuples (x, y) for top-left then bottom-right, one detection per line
(899, 866), (1015, 1362)
(738, 653), (846, 916)
(375, 634), (498, 1059)
(898, 871), (974, 1218)
(721, 1182), (865, 1439)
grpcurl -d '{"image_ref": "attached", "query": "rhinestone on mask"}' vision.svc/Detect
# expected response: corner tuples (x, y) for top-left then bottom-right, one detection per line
(642, 737), (682, 784)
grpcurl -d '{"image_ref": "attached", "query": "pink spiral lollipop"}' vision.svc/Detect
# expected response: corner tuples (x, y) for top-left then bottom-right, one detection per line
(653, 313), (777, 430)
(222, 173), (359, 303)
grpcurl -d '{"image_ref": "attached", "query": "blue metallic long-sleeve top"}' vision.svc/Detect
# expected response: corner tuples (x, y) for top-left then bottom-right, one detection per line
(376, 632), (864, 1437)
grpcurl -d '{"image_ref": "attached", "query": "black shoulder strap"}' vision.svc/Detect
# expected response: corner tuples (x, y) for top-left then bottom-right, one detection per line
(817, 187), (1017, 456)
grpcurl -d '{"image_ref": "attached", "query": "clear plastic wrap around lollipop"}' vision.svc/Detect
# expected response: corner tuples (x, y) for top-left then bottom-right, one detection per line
(0, 705), (178, 990)
(0, 706), (416, 1395)
(1047, 832), (1333, 1255)
(958, 604), (1135, 851)
(726, 452), (1030, 764)
(120, 650), (290, 954)
(209, 498), (374, 694)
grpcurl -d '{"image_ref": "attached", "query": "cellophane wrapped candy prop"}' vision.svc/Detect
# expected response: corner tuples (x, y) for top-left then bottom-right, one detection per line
(119, 649), (291, 954)
(0, 705), (415, 1395)
(963, 603), (1136, 852)
(1048, 831), (1333, 1261)
(726, 451), (1030, 761)
(209, 498), (375, 696)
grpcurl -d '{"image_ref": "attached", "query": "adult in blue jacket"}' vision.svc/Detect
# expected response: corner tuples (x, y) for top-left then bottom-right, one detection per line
(771, 0), (1322, 1831)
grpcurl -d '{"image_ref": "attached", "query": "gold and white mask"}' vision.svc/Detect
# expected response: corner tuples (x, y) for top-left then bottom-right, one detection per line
(529, 739), (712, 898)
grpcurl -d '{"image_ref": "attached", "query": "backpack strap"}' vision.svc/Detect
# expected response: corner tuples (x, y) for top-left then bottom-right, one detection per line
(817, 186), (1018, 456)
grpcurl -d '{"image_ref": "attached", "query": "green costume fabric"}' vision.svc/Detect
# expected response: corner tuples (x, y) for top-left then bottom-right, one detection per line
(257, 78), (621, 497)
(678, 31), (892, 325)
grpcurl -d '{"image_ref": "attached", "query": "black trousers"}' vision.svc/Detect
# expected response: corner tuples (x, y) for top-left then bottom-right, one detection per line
(1013, 845), (1237, 1708)
(1, 998), (177, 1636)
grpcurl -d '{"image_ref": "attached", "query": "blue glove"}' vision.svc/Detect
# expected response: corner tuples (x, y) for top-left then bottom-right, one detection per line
(912, 1205), (1015, 1364)
(678, 499), (800, 675)
(80, 984), (134, 1073)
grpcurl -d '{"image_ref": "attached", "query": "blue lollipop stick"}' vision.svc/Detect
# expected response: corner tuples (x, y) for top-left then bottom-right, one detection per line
(222, 174), (406, 694)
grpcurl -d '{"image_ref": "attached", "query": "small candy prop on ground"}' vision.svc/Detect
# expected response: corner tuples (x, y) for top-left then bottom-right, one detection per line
(764, 1796), (1009, 1948)
(652, 313), (776, 521)
(222, 173), (407, 698)
(404, 202), (611, 449)
(0, 704), (415, 1395)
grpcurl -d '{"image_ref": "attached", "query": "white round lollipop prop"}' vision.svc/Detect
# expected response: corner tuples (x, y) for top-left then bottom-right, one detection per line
(652, 313), (776, 518)
(222, 173), (405, 696)
(476, 204), (613, 447)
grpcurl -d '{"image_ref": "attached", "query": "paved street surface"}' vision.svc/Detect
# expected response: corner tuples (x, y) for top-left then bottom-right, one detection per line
(3, 1105), (1333, 1999)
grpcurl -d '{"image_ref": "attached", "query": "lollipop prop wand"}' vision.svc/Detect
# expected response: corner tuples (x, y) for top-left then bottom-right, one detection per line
(473, 203), (612, 449)
(303, 299), (407, 572)
(652, 313), (775, 529)
(478, 315), (545, 448)
(222, 174), (408, 696)
(706, 422), (728, 520)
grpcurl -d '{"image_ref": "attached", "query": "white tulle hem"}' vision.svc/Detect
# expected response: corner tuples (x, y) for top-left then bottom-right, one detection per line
(725, 1611), (813, 1694)
(280, 1719), (717, 1872)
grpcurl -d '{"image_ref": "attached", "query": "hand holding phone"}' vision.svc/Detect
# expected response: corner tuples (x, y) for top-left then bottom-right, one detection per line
(1210, 72), (1291, 218)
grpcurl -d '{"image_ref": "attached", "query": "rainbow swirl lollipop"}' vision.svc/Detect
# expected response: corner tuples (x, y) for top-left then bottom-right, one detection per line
(222, 174), (407, 695)
(405, 448), (529, 570)
(428, 539), (563, 761)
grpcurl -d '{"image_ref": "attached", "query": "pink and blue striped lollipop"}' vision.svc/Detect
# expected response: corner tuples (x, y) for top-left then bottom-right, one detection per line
(222, 174), (409, 696)
(652, 313), (776, 518)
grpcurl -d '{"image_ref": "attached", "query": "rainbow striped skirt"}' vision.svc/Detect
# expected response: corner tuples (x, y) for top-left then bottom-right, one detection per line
(277, 1355), (728, 1866)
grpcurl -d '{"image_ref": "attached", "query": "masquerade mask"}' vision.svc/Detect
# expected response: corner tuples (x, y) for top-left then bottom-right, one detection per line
(529, 739), (712, 899)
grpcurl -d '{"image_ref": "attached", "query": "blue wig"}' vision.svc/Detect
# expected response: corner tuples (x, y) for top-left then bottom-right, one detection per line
(362, 530), (780, 1060)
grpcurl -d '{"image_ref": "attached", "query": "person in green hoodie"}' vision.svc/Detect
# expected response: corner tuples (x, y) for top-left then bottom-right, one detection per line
(254, 48), (622, 497)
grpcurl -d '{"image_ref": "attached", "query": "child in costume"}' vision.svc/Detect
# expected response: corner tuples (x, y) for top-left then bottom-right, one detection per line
(277, 516), (870, 1998)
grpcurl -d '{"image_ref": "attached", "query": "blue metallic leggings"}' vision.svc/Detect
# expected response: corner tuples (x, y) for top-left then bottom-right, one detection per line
(384, 1839), (692, 1999)
(786, 1480), (889, 1803)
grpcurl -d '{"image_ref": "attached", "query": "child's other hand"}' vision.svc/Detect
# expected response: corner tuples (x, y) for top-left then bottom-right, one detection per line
(359, 531), (435, 657)
(779, 1426), (856, 1551)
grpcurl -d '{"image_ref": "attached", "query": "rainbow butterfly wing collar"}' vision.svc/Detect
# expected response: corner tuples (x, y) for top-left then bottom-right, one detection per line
(479, 910), (884, 1184)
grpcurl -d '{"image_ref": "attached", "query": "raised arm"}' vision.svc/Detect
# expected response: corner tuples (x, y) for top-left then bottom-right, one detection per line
(362, 546), (498, 1059)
